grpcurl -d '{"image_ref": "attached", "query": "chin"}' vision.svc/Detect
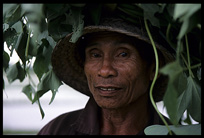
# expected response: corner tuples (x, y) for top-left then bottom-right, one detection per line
(94, 97), (125, 109)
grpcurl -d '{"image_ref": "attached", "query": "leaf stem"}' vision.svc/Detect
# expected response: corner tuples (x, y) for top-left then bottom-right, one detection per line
(166, 23), (176, 48)
(191, 63), (201, 69)
(37, 98), (45, 119)
(185, 35), (194, 78)
(181, 53), (199, 71)
(144, 19), (173, 135)
(166, 23), (171, 44)
(182, 62), (201, 72)
(181, 53), (189, 68)
(25, 26), (31, 60)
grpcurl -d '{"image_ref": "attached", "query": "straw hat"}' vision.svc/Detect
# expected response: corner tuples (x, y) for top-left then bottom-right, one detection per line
(51, 18), (175, 102)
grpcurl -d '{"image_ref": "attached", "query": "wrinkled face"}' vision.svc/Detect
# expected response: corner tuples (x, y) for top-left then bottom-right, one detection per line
(84, 32), (154, 109)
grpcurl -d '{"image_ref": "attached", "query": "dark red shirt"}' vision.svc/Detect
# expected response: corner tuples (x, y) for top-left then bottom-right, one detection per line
(38, 97), (169, 135)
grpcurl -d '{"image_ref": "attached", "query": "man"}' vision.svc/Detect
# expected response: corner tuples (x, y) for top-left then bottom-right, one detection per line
(38, 18), (174, 135)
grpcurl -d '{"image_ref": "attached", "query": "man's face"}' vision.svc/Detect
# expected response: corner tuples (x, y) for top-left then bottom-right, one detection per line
(84, 32), (154, 109)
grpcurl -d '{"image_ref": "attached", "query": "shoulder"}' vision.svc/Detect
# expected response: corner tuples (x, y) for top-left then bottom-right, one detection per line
(38, 109), (83, 135)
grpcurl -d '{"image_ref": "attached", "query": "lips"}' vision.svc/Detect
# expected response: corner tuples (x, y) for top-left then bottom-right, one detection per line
(95, 85), (122, 96)
(98, 87), (121, 91)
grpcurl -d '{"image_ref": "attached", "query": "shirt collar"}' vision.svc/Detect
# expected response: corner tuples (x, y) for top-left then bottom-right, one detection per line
(74, 97), (100, 135)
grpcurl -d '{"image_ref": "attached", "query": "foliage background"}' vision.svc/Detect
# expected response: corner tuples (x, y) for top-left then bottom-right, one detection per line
(3, 3), (201, 135)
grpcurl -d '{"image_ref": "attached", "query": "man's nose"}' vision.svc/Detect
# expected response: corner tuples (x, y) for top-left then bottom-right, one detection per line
(98, 59), (118, 78)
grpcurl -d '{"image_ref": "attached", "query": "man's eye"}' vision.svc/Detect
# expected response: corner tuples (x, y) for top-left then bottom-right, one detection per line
(119, 52), (128, 57)
(91, 53), (101, 58)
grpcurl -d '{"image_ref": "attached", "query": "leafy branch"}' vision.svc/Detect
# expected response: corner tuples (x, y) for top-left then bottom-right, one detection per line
(142, 4), (201, 135)
(144, 19), (173, 135)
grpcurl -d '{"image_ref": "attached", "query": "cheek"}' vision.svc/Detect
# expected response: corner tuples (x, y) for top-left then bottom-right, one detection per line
(84, 62), (99, 93)
(84, 63), (93, 86)
(119, 62), (150, 102)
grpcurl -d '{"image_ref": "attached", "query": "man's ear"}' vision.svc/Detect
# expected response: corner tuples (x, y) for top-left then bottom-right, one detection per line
(149, 63), (161, 81)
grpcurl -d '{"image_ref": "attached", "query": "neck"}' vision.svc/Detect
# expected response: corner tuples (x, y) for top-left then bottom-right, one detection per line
(100, 93), (150, 135)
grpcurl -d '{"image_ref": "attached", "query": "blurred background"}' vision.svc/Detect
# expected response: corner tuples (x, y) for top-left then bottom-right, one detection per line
(3, 78), (89, 135)
(3, 72), (89, 135)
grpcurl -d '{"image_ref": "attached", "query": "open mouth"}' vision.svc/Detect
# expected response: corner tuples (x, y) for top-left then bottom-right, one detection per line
(98, 87), (121, 91)
(95, 86), (122, 96)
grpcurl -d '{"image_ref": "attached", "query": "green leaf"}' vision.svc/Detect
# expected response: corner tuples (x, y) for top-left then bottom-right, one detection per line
(116, 4), (144, 26)
(160, 60), (187, 125)
(166, 4), (175, 17)
(45, 4), (72, 41)
(27, 38), (38, 56)
(48, 16), (72, 41)
(3, 23), (9, 32)
(33, 37), (53, 81)
(144, 124), (201, 135)
(178, 11), (200, 40)
(6, 61), (26, 83)
(140, 4), (160, 27)
(42, 40), (53, 61)
(22, 84), (35, 102)
(176, 90), (191, 123)
(6, 62), (18, 83)
(12, 20), (23, 34)
(33, 55), (48, 80)
(3, 4), (17, 17)
(46, 35), (57, 49)
(21, 4), (44, 20)
(37, 30), (57, 49)
(169, 124), (201, 135)
(3, 50), (10, 71)
(3, 4), (22, 26)
(3, 21), (24, 58)
(9, 21), (28, 67)
(45, 4), (70, 22)
(87, 4), (102, 25)
(16, 62), (26, 82)
(3, 78), (5, 90)
(14, 29), (27, 67)
(3, 27), (18, 56)
(173, 4), (201, 21)
(175, 73), (200, 124)
(28, 23), (41, 48)
(144, 125), (168, 135)
(118, 4), (143, 18)
(173, 4), (201, 40)
(32, 69), (62, 104)
(66, 7), (84, 43)
(186, 76), (201, 122)
(162, 82), (178, 125)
